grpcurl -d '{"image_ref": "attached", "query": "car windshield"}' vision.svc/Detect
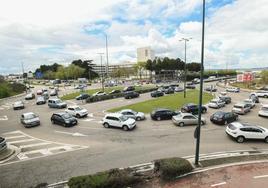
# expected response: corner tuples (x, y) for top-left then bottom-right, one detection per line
(211, 101), (217, 104)
(62, 113), (72, 119)
(213, 113), (224, 118)
(74, 107), (83, 111)
(25, 114), (37, 119)
(55, 100), (62, 104)
(119, 115), (129, 122)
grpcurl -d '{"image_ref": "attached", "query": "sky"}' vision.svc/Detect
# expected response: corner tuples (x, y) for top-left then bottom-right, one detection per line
(0, 0), (267, 74)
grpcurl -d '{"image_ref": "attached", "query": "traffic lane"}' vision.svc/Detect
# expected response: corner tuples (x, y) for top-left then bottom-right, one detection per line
(167, 162), (268, 188)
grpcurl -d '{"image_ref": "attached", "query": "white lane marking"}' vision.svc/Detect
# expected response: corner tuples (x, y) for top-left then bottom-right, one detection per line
(79, 126), (103, 130)
(254, 174), (268, 179)
(82, 118), (94, 122)
(88, 113), (93, 117)
(54, 131), (87, 137)
(8, 138), (35, 144)
(17, 153), (29, 160)
(0, 115), (8, 120)
(0, 107), (4, 110)
(19, 142), (51, 149)
(3, 130), (22, 135)
(5, 135), (27, 139)
(211, 182), (226, 187)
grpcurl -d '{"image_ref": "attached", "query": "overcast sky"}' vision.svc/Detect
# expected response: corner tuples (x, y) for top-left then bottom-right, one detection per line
(0, 0), (267, 74)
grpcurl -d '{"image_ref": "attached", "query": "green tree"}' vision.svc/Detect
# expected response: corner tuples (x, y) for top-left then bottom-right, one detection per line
(72, 59), (98, 80)
(133, 61), (146, 79)
(44, 70), (55, 80)
(260, 70), (268, 84)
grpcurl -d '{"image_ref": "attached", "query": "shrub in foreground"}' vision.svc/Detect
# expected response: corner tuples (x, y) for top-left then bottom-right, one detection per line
(154, 157), (193, 180)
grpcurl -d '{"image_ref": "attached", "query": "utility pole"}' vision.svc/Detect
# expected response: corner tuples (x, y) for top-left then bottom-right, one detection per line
(195, 0), (206, 166)
(105, 34), (109, 78)
(180, 37), (192, 98)
(98, 53), (105, 92)
(21, 62), (27, 93)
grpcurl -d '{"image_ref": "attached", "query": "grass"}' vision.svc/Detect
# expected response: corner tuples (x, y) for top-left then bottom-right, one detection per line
(108, 90), (213, 113)
(60, 85), (156, 100)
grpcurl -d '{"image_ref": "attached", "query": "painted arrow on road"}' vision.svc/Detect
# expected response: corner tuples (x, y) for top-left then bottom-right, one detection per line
(54, 131), (87, 137)
(0, 116), (8, 121)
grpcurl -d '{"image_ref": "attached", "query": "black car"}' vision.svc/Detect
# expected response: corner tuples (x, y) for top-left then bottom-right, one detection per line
(164, 87), (175, 94)
(210, 111), (238, 125)
(185, 84), (196, 89)
(76, 93), (90, 100)
(51, 112), (78, 127)
(151, 90), (164, 97)
(181, 103), (207, 115)
(151, 109), (179, 120)
(205, 87), (217, 92)
(123, 86), (135, 92)
(219, 96), (232, 104)
(109, 90), (121, 95)
(124, 91), (139, 99)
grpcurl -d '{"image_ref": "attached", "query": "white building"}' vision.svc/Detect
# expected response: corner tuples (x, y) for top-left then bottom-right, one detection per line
(137, 47), (155, 62)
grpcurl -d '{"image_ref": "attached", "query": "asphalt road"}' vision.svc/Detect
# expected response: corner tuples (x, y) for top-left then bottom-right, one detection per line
(0, 82), (268, 187)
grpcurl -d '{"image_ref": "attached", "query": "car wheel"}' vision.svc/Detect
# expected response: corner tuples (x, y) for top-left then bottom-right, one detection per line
(178, 122), (184, 127)
(236, 136), (245, 143)
(201, 121), (205, 125)
(103, 123), (109, 128)
(224, 120), (228, 125)
(51, 120), (55, 124)
(265, 137), (268, 143)
(136, 117), (141, 121)
(202, 109), (207, 113)
(265, 95), (268, 98)
(123, 125), (129, 131)
(157, 117), (161, 121)
(76, 114), (81, 118)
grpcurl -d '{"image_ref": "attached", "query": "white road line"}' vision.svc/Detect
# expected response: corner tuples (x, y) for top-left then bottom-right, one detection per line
(17, 153), (29, 160)
(19, 142), (51, 149)
(5, 135), (26, 139)
(8, 138), (35, 144)
(254, 174), (268, 179)
(79, 126), (103, 130)
(3, 130), (23, 135)
(211, 182), (226, 187)
(81, 118), (94, 122)
(0, 115), (8, 120)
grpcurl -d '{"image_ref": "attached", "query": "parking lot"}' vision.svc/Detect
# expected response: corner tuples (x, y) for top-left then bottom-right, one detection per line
(0, 81), (268, 187)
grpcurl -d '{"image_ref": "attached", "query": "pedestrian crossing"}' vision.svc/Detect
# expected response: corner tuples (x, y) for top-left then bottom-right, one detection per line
(2, 130), (88, 163)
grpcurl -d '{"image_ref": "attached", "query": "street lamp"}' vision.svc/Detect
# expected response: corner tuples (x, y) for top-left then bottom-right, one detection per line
(97, 53), (105, 92)
(195, 0), (206, 166)
(180, 37), (192, 98)
(105, 34), (109, 78)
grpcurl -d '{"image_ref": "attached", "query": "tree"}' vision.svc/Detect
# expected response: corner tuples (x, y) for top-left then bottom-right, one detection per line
(186, 62), (201, 72)
(133, 61), (146, 79)
(44, 70), (55, 80)
(260, 70), (268, 84)
(72, 59), (98, 80)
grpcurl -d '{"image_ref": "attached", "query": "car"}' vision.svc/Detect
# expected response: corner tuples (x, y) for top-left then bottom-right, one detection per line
(174, 87), (184, 92)
(181, 103), (207, 115)
(210, 111), (238, 125)
(109, 90), (121, 95)
(13, 101), (24, 110)
(220, 91), (227, 96)
(225, 122), (268, 143)
(25, 93), (35, 100)
(0, 137), (7, 153)
(243, 99), (255, 109)
(36, 96), (46, 105)
(251, 91), (268, 98)
(50, 89), (58, 96)
(92, 91), (107, 97)
(185, 84), (196, 89)
(226, 87), (240, 93)
(205, 86), (217, 92)
(232, 103), (251, 115)
(219, 96), (231, 104)
(150, 108), (179, 121)
(164, 87), (175, 94)
(208, 99), (225, 109)
(65, 106), (88, 118)
(74, 84), (85, 89)
(51, 112), (78, 127)
(118, 109), (145, 121)
(192, 78), (200, 84)
(102, 113), (136, 131)
(48, 98), (67, 108)
(20, 112), (40, 128)
(123, 86), (135, 92)
(37, 90), (43, 95)
(172, 113), (206, 127)
(259, 104), (268, 117)
(151, 90), (164, 97)
(249, 94), (259, 103)
(42, 91), (49, 100)
(124, 91), (139, 99)
(76, 93), (90, 100)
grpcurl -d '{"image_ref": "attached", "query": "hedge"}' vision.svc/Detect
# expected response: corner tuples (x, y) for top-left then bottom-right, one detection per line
(86, 88), (157, 103)
(68, 168), (141, 188)
(154, 157), (193, 180)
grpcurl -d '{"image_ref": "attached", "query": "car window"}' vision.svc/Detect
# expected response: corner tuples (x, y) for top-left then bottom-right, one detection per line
(184, 115), (195, 119)
(240, 128), (251, 132)
(68, 108), (74, 111)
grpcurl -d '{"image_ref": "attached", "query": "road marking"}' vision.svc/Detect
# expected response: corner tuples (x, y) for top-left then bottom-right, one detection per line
(82, 118), (94, 122)
(254, 174), (268, 179)
(20, 142), (51, 149)
(17, 153), (29, 160)
(54, 131), (87, 137)
(8, 138), (35, 144)
(211, 182), (226, 187)
(0, 107), (4, 110)
(0, 115), (8, 120)
(79, 126), (103, 130)
(5, 135), (27, 139)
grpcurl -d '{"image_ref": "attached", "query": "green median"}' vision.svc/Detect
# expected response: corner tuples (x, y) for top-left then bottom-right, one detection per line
(108, 90), (213, 113)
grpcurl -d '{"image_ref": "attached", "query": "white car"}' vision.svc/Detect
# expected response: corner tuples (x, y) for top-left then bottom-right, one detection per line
(243, 99), (255, 109)
(220, 91), (227, 96)
(25, 93), (35, 100)
(93, 91), (107, 97)
(259, 105), (268, 117)
(232, 103), (251, 115)
(226, 122), (268, 143)
(102, 113), (136, 131)
(208, 99), (225, 109)
(172, 113), (206, 127)
(13, 101), (25, 110)
(65, 106), (88, 118)
(226, 87), (240, 93)
(251, 91), (268, 98)
(118, 109), (145, 121)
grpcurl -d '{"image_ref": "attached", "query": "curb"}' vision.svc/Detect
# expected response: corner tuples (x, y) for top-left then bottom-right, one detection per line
(0, 93), (25, 104)
(0, 144), (21, 164)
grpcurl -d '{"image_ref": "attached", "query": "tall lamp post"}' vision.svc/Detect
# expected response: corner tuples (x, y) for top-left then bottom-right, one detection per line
(195, 0), (206, 166)
(98, 53), (105, 92)
(180, 38), (192, 98)
(105, 34), (109, 78)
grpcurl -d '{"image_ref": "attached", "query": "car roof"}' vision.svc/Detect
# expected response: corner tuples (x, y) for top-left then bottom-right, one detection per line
(105, 113), (123, 118)
(153, 108), (171, 112)
(262, 104), (268, 108)
(120, 109), (133, 112)
(180, 113), (194, 116)
(213, 111), (226, 115)
(68, 105), (80, 109)
(22, 112), (35, 116)
(234, 103), (246, 106)
(53, 112), (68, 116)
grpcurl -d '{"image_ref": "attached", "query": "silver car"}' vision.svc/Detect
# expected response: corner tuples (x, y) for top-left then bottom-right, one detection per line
(172, 113), (206, 127)
(118, 109), (145, 121)
(13, 101), (25, 110)
(20, 112), (40, 128)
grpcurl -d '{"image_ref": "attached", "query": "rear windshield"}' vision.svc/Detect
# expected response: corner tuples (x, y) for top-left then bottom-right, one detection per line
(228, 124), (237, 130)
(213, 113), (224, 118)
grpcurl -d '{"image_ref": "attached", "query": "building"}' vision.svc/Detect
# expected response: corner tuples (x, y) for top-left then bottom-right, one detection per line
(137, 47), (155, 62)
(237, 72), (255, 82)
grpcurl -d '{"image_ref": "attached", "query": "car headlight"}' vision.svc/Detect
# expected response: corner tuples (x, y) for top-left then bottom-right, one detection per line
(65, 120), (70, 123)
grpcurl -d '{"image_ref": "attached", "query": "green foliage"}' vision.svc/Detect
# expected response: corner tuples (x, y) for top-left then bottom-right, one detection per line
(68, 168), (141, 188)
(72, 59), (98, 79)
(0, 81), (26, 99)
(260, 70), (268, 84)
(154, 157), (193, 180)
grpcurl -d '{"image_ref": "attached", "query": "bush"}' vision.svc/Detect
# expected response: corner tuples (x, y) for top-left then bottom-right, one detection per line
(68, 168), (141, 188)
(154, 157), (193, 180)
